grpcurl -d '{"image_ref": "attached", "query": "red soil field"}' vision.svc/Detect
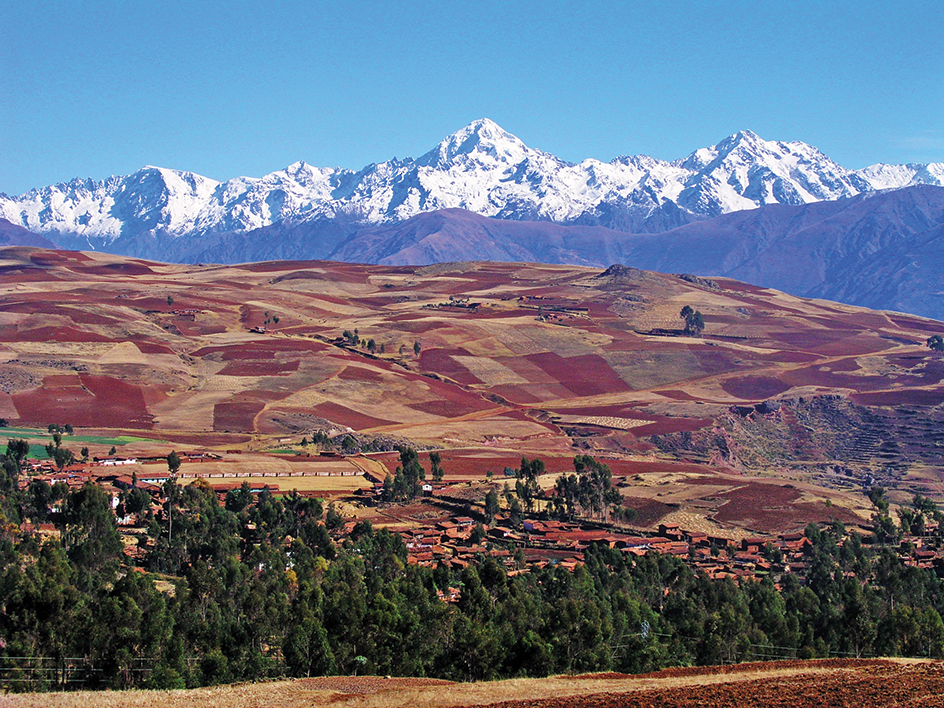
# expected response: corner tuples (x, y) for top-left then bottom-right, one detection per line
(418, 349), (484, 386)
(0, 266), (63, 282)
(779, 366), (890, 391)
(268, 270), (327, 282)
(580, 301), (617, 319)
(38, 308), (117, 325)
(434, 451), (575, 477)
(124, 297), (186, 310)
(338, 365), (388, 384)
(768, 330), (853, 350)
(815, 337), (897, 358)
(244, 260), (335, 273)
(387, 318), (447, 333)
(720, 376), (791, 400)
(423, 374), (498, 410)
(886, 356), (944, 384)
(166, 319), (228, 337)
(408, 398), (490, 418)
(209, 279), (254, 291)
(527, 353), (631, 397)
(79, 374), (147, 407)
(610, 460), (722, 476)
(654, 390), (699, 401)
(614, 658), (879, 680)
(761, 350), (821, 363)
(370, 451), (401, 466)
(692, 348), (755, 375)
(712, 483), (800, 526)
(487, 661), (944, 708)
(193, 340), (332, 359)
(29, 251), (92, 266)
(81, 262), (154, 276)
(889, 315), (943, 333)
(12, 384), (94, 424)
(3, 251), (943, 544)
(713, 279), (770, 294)
(12, 326), (113, 343)
(712, 483), (860, 533)
(622, 497), (676, 526)
(356, 296), (411, 308)
(14, 375), (154, 429)
(132, 341), (177, 355)
(311, 401), (395, 429)
(487, 385), (544, 405)
(852, 389), (944, 406)
(213, 400), (268, 431)
(823, 357), (861, 371)
(887, 352), (938, 367)
(156, 432), (253, 445)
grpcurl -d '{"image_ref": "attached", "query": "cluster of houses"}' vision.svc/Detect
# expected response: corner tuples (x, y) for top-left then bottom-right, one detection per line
(18, 453), (225, 522)
(379, 512), (944, 586)
(17, 454), (944, 588)
(21, 453), (220, 488)
(385, 515), (817, 580)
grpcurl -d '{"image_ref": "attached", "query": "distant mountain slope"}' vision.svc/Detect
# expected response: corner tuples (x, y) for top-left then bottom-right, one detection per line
(612, 184), (944, 319)
(327, 208), (637, 266)
(3, 119), (942, 260)
(324, 185), (944, 320)
(0, 218), (57, 248)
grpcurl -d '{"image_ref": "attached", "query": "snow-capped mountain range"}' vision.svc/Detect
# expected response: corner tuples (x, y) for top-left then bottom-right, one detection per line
(3, 118), (943, 256)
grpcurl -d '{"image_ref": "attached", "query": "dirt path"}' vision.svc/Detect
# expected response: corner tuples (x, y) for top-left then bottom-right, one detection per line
(347, 454), (391, 483)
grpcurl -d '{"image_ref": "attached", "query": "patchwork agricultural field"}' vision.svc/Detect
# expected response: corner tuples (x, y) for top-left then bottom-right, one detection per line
(2, 248), (944, 534)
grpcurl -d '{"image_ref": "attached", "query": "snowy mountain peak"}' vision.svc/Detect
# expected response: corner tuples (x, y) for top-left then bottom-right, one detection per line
(686, 130), (800, 168)
(727, 129), (762, 146)
(416, 118), (532, 169)
(2, 121), (941, 257)
(278, 160), (336, 187)
(857, 162), (944, 190)
(450, 117), (522, 148)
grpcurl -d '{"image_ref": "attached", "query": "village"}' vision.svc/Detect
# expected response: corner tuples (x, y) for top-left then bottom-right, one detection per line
(18, 443), (944, 591)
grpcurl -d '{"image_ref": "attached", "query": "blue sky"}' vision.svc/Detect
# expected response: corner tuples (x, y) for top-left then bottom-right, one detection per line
(2, 0), (941, 195)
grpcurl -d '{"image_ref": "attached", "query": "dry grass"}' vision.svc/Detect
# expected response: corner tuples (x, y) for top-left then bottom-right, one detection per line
(3, 662), (917, 708)
(451, 356), (530, 386)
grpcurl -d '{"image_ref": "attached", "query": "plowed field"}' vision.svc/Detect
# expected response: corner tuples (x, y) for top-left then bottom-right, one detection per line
(8, 660), (943, 708)
(483, 661), (944, 708)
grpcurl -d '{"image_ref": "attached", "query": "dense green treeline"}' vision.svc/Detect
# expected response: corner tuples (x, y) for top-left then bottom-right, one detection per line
(3, 447), (944, 691)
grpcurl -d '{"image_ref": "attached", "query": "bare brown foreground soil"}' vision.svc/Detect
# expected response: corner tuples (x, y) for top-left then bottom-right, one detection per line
(6, 659), (944, 708)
